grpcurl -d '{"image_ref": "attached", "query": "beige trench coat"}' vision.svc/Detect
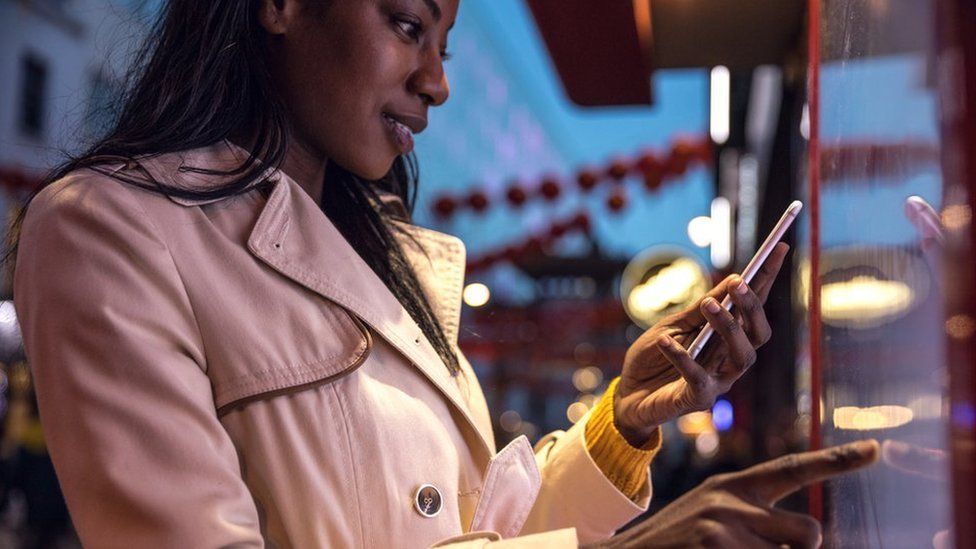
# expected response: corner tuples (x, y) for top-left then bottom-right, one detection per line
(14, 143), (651, 548)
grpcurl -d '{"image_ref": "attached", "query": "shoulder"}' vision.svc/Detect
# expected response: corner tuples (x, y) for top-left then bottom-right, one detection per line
(16, 167), (181, 294)
(25, 141), (263, 231)
(23, 166), (167, 241)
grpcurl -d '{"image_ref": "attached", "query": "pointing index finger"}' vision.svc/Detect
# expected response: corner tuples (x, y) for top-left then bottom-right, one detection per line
(731, 439), (879, 505)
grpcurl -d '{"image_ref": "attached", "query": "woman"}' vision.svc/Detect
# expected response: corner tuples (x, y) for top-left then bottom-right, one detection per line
(11, 1), (875, 547)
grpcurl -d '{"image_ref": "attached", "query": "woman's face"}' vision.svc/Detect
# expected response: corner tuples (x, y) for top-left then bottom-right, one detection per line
(262, 0), (458, 180)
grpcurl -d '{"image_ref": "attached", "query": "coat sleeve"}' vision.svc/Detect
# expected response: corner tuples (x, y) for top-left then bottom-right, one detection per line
(14, 173), (264, 548)
(520, 410), (651, 544)
(431, 529), (578, 548)
(428, 403), (648, 548)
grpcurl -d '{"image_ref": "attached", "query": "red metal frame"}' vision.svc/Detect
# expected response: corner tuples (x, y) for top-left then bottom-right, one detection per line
(939, 1), (976, 545)
(806, 0), (823, 520)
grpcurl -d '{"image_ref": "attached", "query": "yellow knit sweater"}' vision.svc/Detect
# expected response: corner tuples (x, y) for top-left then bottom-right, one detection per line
(583, 377), (662, 500)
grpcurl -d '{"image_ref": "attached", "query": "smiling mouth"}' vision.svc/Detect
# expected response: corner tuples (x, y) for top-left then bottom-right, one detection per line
(382, 113), (415, 154)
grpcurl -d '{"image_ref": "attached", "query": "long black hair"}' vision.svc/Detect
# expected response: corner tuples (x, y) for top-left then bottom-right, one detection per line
(8, 0), (461, 376)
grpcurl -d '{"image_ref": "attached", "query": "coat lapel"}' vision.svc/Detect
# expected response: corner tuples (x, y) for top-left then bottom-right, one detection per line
(390, 219), (465, 349)
(246, 176), (492, 455)
(136, 142), (491, 454)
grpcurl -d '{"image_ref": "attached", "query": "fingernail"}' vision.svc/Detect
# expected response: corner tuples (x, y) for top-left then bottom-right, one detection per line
(659, 336), (673, 349)
(845, 440), (881, 461)
(705, 298), (721, 313)
(734, 277), (748, 294)
(856, 439), (880, 457)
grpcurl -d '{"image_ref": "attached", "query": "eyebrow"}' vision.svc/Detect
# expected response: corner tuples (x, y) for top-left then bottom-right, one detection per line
(421, 0), (442, 22)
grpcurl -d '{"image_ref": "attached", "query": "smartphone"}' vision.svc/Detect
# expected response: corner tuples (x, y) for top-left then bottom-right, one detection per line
(687, 200), (803, 359)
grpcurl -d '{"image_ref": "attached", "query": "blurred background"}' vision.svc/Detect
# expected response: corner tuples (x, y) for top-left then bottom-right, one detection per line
(0, 0), (974, 548)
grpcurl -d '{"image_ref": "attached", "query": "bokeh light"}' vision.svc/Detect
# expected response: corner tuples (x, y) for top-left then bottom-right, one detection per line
(711, 399), (734, 432)
(462, 282), (491, 307)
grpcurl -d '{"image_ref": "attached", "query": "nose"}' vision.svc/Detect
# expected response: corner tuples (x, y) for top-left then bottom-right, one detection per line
(409, 47), (450, 107)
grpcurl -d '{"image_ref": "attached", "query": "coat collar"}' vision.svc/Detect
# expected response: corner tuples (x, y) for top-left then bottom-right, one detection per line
(136, 145), (487, 454)
(131, 141), (270, 206)
(247, 179), (488, 453)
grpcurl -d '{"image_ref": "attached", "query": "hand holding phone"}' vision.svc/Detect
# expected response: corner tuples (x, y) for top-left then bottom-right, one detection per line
(613, 203), (799, 445)
(687, 200), (803, 359)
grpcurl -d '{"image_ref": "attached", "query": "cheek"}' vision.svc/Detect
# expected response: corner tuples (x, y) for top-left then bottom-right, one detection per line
(303, 37), (398, 120)
(277, 23), (414, 176)
(321, 42), (409, 140)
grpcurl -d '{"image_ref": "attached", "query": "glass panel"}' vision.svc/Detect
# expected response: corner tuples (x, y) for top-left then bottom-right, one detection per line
(817, 1), (953, 546)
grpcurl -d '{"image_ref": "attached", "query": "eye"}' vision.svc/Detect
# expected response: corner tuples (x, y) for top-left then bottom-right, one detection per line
(393, 16), (423, 42)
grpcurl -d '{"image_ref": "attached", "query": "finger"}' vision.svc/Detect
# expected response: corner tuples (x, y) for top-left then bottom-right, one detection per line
(701, 297), (756, 373)
(933, 529), (952, 549)
(723, 524), (781, 549)
(727, 276), (772, 347)
(690, 521), (770, 549)
(658, 335), (709, 389)
(676, 243), (789, 332)
(751, 242), (790, 303)
(742, 507), (822, 549)
(732, 439), (880, 505)
(635, 337), (712, 420)
(696, 339), (729, 371)
(702, 498), (819, 548)
(674, 276), (737, 330)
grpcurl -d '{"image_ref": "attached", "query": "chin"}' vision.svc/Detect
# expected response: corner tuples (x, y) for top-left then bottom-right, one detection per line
(346, 156), (397, 181)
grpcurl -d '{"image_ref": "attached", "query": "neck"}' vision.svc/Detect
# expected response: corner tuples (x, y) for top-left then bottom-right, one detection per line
(229, 128), (328, 204)
(279, 137), (327, 204)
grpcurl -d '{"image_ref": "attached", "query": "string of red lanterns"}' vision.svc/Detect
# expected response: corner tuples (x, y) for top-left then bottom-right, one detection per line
(820, 141), (940, 183)
(466, 211), (592, 274)
(434, 138), (712, 220)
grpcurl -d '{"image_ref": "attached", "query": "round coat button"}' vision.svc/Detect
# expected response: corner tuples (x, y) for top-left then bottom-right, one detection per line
(414, 484), (442, 518)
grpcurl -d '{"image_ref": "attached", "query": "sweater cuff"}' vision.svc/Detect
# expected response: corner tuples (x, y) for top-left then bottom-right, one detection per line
(583, 377), (662, 501)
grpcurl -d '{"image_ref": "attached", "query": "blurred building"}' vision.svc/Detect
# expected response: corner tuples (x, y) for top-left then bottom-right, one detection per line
(0, 0), (154, 190)
(0, 2), (155, 546)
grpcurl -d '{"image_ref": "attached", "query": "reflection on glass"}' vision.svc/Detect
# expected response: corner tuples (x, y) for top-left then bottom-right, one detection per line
(817, 0), (953, 546)
(833, 405), (913, 431)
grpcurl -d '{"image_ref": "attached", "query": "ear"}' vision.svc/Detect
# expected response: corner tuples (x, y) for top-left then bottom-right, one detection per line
(257, 0), (296, 35)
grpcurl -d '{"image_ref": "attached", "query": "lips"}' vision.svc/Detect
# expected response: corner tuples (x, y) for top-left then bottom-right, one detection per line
(382, 114), (413, 154)
(383, 111), (428, 134)
(381, 111), (426, 155)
